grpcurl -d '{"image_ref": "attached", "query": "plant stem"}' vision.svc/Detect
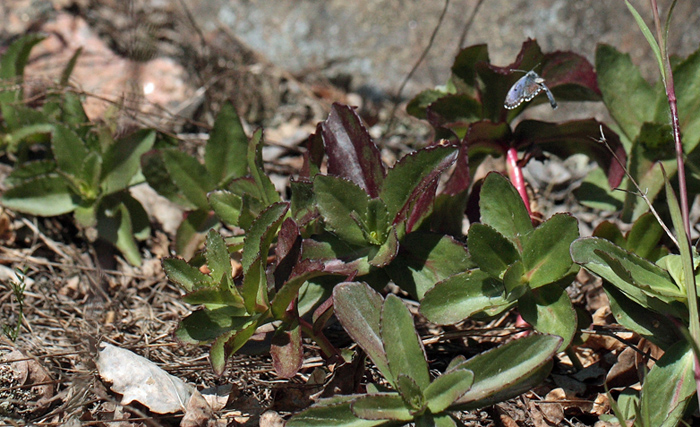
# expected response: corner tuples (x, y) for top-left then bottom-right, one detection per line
(300, 317), (342, 360)
(505, 147), (533, 218)
(650, 0), (700, 402)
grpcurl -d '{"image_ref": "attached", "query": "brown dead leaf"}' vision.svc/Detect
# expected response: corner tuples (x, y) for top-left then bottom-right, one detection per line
(539, 389), (565, 425)
(259, 410), (284, 427)
(1, 349), (54, 416)
(181, 389), (215, 427)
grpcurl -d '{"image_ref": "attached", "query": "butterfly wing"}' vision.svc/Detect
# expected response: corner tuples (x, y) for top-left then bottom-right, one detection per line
(504, 71), (544, 110)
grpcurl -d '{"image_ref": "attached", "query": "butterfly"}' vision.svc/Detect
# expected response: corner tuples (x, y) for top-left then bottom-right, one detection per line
(504, 70), (558, 110)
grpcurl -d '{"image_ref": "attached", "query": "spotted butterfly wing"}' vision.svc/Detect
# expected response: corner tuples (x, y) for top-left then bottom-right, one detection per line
(504, 71), (557, 110)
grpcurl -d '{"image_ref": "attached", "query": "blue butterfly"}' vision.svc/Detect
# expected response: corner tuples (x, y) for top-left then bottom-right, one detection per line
(504, 70), (557, 110)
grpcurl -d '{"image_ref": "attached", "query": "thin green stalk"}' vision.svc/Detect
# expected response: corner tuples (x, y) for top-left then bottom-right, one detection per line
(649, 0), (700, 404)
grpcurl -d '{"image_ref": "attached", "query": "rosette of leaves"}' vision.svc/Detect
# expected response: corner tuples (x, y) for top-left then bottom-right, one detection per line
(164, 103), (467, 376)
(407, 39), (627, 233)
(287, 282), (562, 426)
(0, 35), (155, 265)
(297, 103), (470, 296)
(579, 43), (700, 221)
(420, 172), (580, 349)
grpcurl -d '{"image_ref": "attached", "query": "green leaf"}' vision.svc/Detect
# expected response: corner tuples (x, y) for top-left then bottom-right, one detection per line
(141, 150), (198, 209)
(205, 102), (248, 185)
(174, 306), (249, 343)
(382, 294), (430, 390)
(521, 213), (579, 288)
(162, 257), (213, 292)
(1, 175), (78, 216)
(380, 145), (458, 224)
(204, 229), (232, 286)
(595, 44), (658, 143)
(162, 148), (216, 210)
(60, 46), (82, 86)
(351, 393), (413, 421)
(395, 375), (426, 411)
(570, 237), (683, 307)
(424, 368), (474, 414)
(420, 270), (511, 324)
(182, 285), (245, 309)
(519, 285), (577, 350)
(241, 256), (269, 314)
(407, 89), (451, 120)
(575, 167), (625, 212)
(210, 318), (260, 375)
(468, 223), (519, 280)
(208, 190), (243, 227)
(96, 195), (147, 266)
(450, 44), (490, 97)
(241, 202), (289, 272)
(479, 172), (533, 248)
(671, 48), (700, 155)
(287, 396), (387, 427)
(0, 33), (45, 80)
(452, 334), (561, 409)
(52, 124), (88, 178)
(175, 209), (218, 260)
(624, 0), (665, 82)
(625, 212), (666, 260)
(605, 284), (679, 350)
(639, 341), (695, 427)
(333, 282), (392, 385)
(386, 232), (473, 300)
(368, 226), (398, 267)
(100, 129), (156, 195)
(314, 174), (373, 246)
(247, 128), (279, 205)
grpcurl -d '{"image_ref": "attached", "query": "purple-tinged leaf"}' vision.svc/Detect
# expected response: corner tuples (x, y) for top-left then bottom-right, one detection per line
(270, 321), (303, 379)
(322, 103), (385, 198)
(541, 50), (601, 99)
(301, 234), (374, 276)
(300, 123), (325, 179)
(442, 142), (470, 196)
(451, 334), (561, 409)
(270, 259), (326, 319)
(406, 178), (437, 233)
(380, 145), (458, 225)
(513, 119), (626, 188)
(334, 282), (393, 385)
(273, 218), (302, 290)
(463, 120), (512, 161)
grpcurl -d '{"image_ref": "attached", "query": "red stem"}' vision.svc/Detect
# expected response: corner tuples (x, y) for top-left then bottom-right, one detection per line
(506, 147), (532, 218)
